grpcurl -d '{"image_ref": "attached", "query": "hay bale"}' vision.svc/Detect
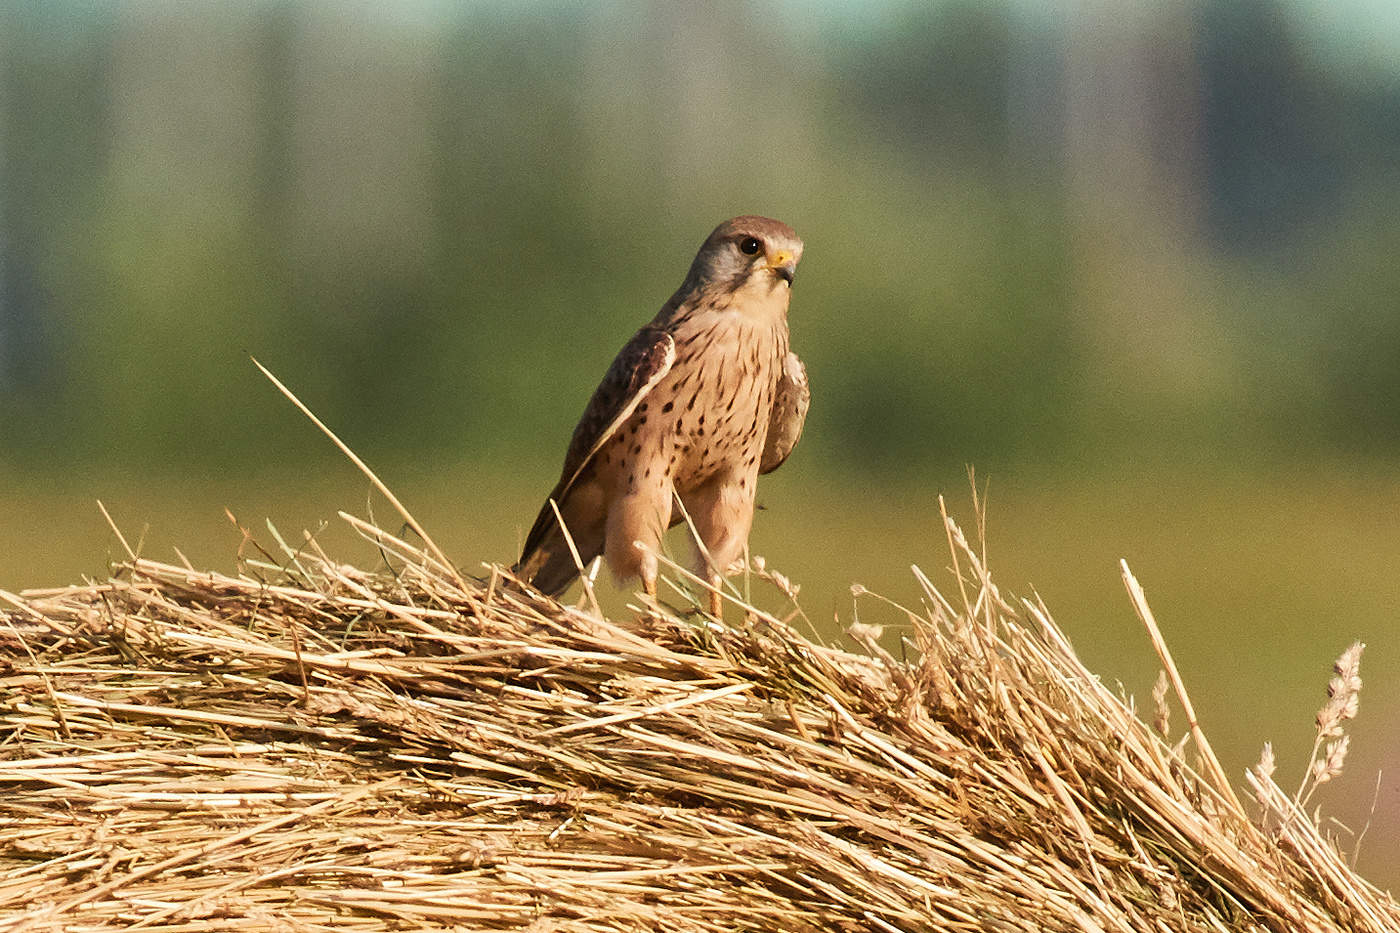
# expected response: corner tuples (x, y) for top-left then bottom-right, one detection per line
(0, 509), (1394, 932)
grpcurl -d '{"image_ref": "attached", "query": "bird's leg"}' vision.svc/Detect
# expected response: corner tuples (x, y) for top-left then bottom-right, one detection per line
(628, 568), (662, 623)
(678, 474), (755, 623)
(677, 476), (756, 622)
(605, 481), (673, 617)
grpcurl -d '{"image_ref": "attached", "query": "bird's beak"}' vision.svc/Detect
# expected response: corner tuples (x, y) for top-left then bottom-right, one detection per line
(767, 250), (797, 285)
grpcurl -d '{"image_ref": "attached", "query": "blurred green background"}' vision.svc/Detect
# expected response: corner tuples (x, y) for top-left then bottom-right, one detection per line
(4, 0), (1400, 887)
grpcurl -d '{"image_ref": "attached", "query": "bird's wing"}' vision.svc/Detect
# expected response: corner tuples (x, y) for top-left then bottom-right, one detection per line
(519, 327), (676, 559)
(759, 351), (810, 475)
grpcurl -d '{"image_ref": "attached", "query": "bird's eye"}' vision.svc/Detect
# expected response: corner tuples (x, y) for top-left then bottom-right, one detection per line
(739, 236), (762, 256)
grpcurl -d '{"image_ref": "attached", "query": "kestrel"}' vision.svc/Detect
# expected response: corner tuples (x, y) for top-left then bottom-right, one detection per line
(514, 215), (810, 614)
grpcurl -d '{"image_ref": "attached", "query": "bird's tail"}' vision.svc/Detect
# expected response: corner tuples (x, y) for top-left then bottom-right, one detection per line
(512, 541), (582, 598)
(511, 501), (602, 599)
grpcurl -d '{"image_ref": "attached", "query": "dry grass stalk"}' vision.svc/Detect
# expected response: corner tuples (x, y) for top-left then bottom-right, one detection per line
(0, 506), (1394, 932)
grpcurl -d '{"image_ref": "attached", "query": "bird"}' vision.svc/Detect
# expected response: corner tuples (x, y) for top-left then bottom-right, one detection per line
(513, 215), (810, 616)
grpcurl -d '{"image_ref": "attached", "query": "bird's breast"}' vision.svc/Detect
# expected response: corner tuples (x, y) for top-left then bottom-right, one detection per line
(611, 314), (787, 495)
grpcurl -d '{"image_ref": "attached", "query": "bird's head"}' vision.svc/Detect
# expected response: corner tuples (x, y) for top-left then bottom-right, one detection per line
(686, 215), (804, 302)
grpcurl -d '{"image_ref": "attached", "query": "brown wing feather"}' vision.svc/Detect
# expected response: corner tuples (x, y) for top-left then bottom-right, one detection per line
(517, 327), (676, 565)
(759, 351), (809, 475)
